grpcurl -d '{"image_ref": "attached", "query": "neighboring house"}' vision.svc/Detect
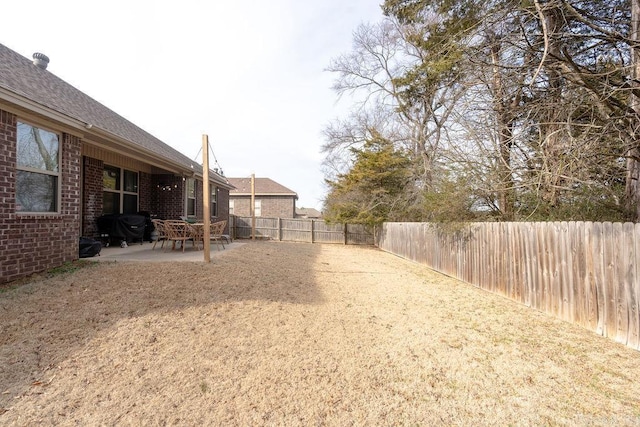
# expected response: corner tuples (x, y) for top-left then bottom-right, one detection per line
(0, 44), (233, 284)
(295, 207), (323, 219)
(227, 177), (297, 218)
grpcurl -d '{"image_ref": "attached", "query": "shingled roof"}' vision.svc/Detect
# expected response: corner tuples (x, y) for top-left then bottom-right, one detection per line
(0, 43), (228, 185)
(227, 177), (298, 198)
(295, 207), (323, 218)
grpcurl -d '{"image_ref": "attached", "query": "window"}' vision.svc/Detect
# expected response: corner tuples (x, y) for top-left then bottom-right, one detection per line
(16, 122), (60, 213)
(210, 186), (218, 217)
(186, 178), (196, 216)
(103, 165), (138, 214)
(229, 199), (234, 215)
(103, 165), (120, 215)
(123, 170), (138, 214)
(254, 199), (262, 217)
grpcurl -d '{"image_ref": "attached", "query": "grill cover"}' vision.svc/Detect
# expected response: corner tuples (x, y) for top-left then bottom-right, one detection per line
(97, 214), (146, 241)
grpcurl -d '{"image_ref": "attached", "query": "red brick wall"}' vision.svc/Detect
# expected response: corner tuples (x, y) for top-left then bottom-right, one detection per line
(139, 172), (152, 213)
(0, 110), (16, 218)
(0, 109), (81, 284)
(82, 156), (103, 238)
(194, 181), (230, 224)
(195, 179), (203, 218)
(230, 195), (296, 218)
(262, 196), (296, 218)
(150, 175), (161, 217)
(152, 174), (184, 219)
(215, 187), (230, 218)
(216, 187), (230, 234)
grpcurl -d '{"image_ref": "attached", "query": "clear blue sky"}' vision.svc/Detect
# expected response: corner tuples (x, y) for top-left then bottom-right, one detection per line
(2, 1), (385, 210)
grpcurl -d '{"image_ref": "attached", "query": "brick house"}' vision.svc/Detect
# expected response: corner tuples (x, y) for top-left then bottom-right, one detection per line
(0, 44), (233, 284)
(295, 207), (323, 219)
(227, 177), (298, 218)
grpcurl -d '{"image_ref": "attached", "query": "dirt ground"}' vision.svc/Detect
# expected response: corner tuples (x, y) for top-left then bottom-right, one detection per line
(0, 241), (639, 426)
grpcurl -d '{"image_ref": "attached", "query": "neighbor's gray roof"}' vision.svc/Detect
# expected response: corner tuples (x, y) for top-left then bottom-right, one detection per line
(228, 178), (297, 198)
(296, 207), (322, 218)
(0, 43), (225, 183)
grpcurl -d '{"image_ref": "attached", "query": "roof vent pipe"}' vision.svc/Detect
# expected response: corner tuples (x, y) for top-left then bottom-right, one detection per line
(32, 52), (49, 70)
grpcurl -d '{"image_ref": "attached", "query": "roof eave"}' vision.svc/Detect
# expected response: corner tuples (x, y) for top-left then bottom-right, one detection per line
(194, 171), (235, 190)
(230, 192), (298, 198)
(85, 126), (197, 175)
(0, 87), (200, 176)
(0, 86), (87, 136)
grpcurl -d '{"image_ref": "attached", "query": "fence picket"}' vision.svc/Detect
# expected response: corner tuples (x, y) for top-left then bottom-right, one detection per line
(512, 223), (522, 303)
(569, 222), (582, 326)
(559, 222), (570, 322)
(631, 224), (640, 350)
(593, 222), (606, 335)
(583, 222), (598, 331)
(566, 221), (577, 324)
(603, 222), (617, 339)
(538, 224), (550, 313)
(522, 223), (532, 308)
(618, 223), (634, 345)
(528, 223), (539, 309)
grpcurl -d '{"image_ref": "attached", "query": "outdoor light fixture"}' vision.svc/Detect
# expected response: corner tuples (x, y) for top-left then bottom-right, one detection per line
(157, 183), (178, 191)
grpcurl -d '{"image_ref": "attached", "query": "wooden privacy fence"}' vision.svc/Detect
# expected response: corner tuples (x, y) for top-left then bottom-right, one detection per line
(230, 216), (374, 245)
(377, 222), (640, 350)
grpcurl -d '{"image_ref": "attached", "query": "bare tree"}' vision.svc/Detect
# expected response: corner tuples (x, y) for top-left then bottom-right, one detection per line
(383, 0), (634, 221)
(323, 16), (465, 220)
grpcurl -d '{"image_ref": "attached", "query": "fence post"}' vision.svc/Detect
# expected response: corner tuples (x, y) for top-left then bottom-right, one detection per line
(344, 223), (348, 245)
(311, 219), (315, 244)
(373, 224), (377, 247)
(278, 218), (282, 241)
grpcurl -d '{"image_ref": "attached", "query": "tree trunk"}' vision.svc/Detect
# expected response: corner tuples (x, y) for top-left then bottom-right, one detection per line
(539, 5), (566, 209)
(490, 37), (516, 220)
(627, 0), (640, 221)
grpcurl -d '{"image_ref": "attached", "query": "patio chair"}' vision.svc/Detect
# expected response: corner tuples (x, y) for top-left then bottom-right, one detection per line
(190, 222), (204, 250)
(151, 219), (168, 250)
(164, 220), (193, 252)
(210, 220), (227, 251)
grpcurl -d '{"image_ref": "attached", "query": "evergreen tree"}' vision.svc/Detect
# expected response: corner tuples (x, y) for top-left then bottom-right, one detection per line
(324, 132), (413, 225)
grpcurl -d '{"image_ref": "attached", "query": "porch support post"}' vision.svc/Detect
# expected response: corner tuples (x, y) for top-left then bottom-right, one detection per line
(202, 134), (211, 262)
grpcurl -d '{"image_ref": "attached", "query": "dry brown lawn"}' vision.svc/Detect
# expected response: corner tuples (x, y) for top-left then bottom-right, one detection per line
(0, 241), (639, 426)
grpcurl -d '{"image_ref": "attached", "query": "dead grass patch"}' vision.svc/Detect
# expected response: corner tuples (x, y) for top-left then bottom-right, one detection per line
(0, 242), (638, 425)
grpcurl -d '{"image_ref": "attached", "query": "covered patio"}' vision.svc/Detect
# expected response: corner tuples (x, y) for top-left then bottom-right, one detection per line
(94, 240), (245, 263)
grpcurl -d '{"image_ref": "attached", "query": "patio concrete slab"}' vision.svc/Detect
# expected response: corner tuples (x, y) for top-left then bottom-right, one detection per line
(94, 240), (246, 262)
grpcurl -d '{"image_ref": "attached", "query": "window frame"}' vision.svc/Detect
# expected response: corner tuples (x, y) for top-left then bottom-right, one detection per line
(254, 199), (262, 217)
(210, 185), (218, 218)
(15, 120), (61, 214)
(103, 165), (138, 215)
(186, 178), (196, 217)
